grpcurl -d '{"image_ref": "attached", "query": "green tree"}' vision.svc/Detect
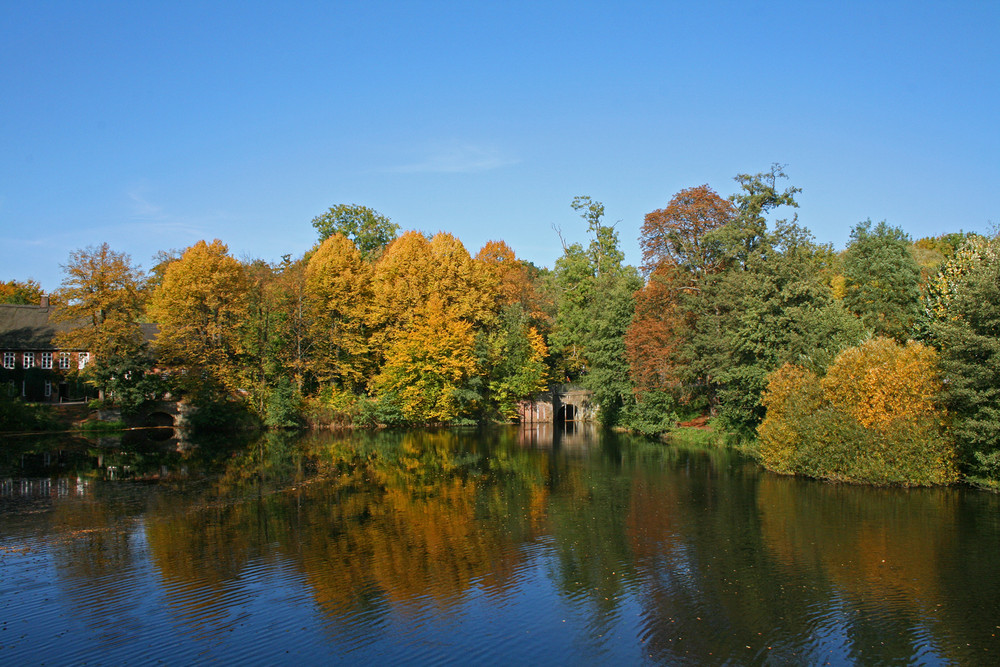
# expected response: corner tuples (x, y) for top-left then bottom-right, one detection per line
(582, 267), (642, 426)
(474, 304), (549, 421)
(551, 197), (641, 425)
(311, 204), (400, 260)
(842, 219), (921, 341)
(926, 235), (1000, 482)
(668, 169), (862, 433)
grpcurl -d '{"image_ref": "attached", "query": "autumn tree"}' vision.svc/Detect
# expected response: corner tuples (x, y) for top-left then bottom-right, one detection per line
(0, 279), (45, 305)
(304, 233), (373, 393)
(639, 168), (862, 433)
(54, 243), (146, 358)
(639, 184), (735, 277)
(51, 243), (152, 406)
(470, 241), (551, 420)
(627, 185), (735, 402)
(311, 204), (399, 260)
(842, 219), (921, 341)
(758, 338), (957, 486)
(147, 240), (249, 395)
(370, 295), (479, 423)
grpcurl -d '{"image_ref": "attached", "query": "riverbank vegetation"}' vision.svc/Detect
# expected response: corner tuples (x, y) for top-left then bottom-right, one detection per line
(6, 167), (998, 487)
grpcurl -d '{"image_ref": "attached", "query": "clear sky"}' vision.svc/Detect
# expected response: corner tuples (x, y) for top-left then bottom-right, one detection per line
(2, 1), (997, 292)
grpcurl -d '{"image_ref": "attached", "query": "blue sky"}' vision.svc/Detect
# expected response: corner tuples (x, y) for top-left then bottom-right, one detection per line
(3, 1), (998, 292)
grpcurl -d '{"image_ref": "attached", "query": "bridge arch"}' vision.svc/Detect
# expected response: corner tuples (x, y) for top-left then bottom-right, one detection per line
(519, 385), (595, 424)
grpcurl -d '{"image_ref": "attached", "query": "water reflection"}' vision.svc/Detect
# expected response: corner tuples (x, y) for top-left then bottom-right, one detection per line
(2, 426), (1000, 664)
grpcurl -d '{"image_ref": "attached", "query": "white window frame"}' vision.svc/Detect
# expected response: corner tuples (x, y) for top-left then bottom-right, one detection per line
(59, 352), (70, 369)
(41, 352), (53, 369)
(44, 380), (52, 397)
(23, 352), (35, 369)
(2, 352), (13, 369)
(78, 352), (89, 369)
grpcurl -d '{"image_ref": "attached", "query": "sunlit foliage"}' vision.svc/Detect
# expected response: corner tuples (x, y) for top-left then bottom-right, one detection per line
(305, 233), (372, 392)
(0, 278), (45, 305)
(758, 338), (957, 486)
(148, 240), (249, 395)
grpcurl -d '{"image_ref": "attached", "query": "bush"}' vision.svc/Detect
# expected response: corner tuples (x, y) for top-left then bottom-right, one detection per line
(619, 390), (680, 437)
(186, 395), (259, 433)
(758, 338), (958, 486)
(0, 394), (58, 432)
(264, 378), (304, 429)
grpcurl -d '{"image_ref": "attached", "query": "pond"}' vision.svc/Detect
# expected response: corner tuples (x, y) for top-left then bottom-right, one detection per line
(2, 425), (999, 665)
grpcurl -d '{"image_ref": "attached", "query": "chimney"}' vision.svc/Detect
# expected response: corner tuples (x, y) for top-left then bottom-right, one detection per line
(40, 294), (50, 308)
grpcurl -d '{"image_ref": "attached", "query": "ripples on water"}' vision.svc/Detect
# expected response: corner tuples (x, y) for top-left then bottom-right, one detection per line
(2, 426), (1000, 665)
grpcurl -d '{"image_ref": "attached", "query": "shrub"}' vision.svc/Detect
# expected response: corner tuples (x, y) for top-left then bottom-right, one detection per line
(0, 394), (58, 432)
(758, 338), (958, 486)
(620, 389), (680, 437)
(303, 386), (360, 428)
(264, 378), (304, 429)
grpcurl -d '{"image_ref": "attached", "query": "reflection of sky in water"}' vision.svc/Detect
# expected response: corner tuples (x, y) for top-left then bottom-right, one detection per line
(1, 428), (998, 664)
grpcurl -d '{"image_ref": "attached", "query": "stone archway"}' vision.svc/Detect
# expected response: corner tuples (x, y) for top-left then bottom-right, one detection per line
(144, 411), (175, 428)
(557, 403), (577, 423)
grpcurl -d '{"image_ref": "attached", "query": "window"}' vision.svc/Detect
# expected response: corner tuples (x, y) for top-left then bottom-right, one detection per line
(3, 352), (13, 369)
(44, 380), (52, 397)
(23, 352), (35, 369)
(78, 352), (89, 369)
(6, 381), (14, 396)
(59, 352), (70, 369)
(41, 352), (53, 369)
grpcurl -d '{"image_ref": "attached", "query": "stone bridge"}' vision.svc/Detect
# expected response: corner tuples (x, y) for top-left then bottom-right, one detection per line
(110, 399), (188, 428)
(517, 385), (596, 424)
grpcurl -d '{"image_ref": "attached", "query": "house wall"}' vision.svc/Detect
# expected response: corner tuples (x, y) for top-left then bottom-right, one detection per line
(0, 351), (92, 403)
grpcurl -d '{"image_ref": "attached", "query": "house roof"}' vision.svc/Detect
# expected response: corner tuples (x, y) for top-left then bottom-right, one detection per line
(0, 304), (159, 351)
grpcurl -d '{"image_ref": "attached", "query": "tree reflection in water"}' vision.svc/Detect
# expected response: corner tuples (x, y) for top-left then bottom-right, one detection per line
(3, 426), (1000, 664)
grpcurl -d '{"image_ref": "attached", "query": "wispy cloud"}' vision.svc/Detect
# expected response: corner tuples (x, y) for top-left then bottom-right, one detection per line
(386, 143), (519, 174)
(128, 187), (166, 218)
(123, 184), (220, 238)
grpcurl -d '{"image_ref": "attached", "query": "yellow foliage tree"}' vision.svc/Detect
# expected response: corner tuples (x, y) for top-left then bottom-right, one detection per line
(370, 295), (478, 423)
(54, 243), (145, 359)
(757, 363), (824, 474)
(822, 338), (944, 432)
(147, 240), (248, 393)
(304, 233), (372, 392)
(758, 338), (957, 485)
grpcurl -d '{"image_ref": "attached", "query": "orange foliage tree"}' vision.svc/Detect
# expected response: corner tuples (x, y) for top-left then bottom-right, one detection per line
(626, 185), (735, 397)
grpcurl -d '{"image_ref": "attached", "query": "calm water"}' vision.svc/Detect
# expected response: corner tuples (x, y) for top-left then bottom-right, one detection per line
(2, 425), (1000, 665)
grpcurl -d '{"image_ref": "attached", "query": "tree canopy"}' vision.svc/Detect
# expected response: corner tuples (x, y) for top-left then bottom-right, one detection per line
(311, 204), (400, 260)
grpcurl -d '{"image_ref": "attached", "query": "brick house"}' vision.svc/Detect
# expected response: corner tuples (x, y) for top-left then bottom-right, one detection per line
(0, 297), (156, 403)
